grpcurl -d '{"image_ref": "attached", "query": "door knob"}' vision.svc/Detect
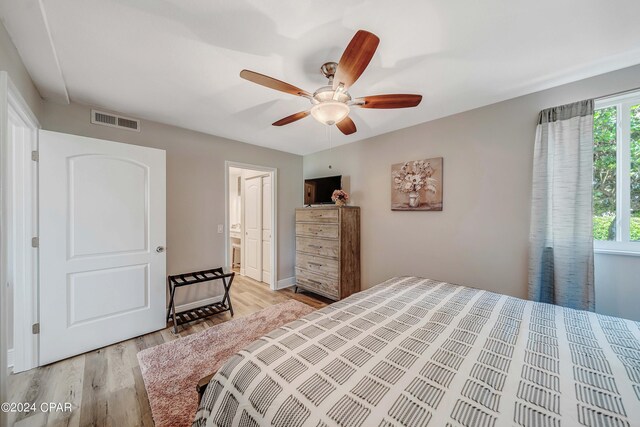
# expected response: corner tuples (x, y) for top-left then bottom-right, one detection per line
(156, 246), (166, 253)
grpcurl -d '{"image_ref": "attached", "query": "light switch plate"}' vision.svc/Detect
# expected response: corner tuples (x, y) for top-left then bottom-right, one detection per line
(217, 224), (223, 233)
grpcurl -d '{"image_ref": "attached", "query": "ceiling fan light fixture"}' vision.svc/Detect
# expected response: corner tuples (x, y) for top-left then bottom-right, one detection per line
(310, 101), (350, 126)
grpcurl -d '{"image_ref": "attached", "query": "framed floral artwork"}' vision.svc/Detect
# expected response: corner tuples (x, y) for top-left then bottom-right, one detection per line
(391, 157), (443, 211)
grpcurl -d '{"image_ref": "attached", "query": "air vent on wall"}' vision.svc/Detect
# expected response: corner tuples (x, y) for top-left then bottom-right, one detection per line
(91, 109), (140, 132)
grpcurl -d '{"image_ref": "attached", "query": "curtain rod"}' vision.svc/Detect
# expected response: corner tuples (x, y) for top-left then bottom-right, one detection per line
(596, 86), (640, 101)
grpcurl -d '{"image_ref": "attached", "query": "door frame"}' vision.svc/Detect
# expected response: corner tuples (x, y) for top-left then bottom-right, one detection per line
(1, 71), (40, 375)
(224, 161), (277, 290)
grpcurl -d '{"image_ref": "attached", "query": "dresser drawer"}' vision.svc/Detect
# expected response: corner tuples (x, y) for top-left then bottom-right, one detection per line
(296, 223), (339, 239)
(296, 268), (339, 299)
(296, 252), (339, 278)
(296, 208), (339, 223)
(296, 237), (339, 258)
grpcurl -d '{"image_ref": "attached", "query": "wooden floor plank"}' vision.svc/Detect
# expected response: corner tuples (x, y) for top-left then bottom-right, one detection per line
(43, 355), (84, 427)
(7, 275), (328, 425)
(78, 349), (109, 427)
(132, 366), (154, 427)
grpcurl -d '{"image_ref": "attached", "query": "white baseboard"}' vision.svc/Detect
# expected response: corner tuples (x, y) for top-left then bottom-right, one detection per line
(174, 295), (224, 313)
(275, 277), (295, 290)
(7, 349), (13, 369)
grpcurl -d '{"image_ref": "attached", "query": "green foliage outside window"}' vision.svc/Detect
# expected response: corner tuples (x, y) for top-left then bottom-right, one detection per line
(593, 107), (617, 218)
(592, 103), (640, 241)
(631, 104), (640, 228)
(593, 214), (640, 241)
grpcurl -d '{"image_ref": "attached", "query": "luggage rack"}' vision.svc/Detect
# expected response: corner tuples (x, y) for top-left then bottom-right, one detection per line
(167, 267), (235, 333)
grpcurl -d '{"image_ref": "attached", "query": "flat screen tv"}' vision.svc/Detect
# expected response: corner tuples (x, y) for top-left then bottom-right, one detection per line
(304, 175), (342, 205)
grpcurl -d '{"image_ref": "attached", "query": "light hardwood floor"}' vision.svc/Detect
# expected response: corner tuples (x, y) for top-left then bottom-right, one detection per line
(7, 275), (329, 427)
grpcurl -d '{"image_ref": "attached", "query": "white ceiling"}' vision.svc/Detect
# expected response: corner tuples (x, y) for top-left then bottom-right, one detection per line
(3, 0), (640, 155)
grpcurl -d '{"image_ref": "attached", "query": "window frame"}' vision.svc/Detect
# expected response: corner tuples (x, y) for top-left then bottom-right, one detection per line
(593, 91), (640, 255)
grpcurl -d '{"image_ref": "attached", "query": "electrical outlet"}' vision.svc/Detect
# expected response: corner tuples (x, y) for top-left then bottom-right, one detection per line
(217, 224), (224, 233)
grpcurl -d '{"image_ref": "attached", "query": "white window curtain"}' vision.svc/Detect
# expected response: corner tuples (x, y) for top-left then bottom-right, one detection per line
(528, 99), (595, 311)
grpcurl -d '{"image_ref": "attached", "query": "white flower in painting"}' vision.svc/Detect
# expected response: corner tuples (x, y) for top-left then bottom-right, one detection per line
(393, 159), (439, 194)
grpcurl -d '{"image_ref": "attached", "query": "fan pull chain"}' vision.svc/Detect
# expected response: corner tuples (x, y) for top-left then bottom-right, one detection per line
(326, 124), (333, 169)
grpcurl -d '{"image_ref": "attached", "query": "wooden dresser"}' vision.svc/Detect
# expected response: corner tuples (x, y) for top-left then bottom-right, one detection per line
(295, 206), (360, 300)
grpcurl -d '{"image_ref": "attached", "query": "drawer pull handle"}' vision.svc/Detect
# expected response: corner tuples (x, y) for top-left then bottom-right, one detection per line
(308, 262), (322, 267)
(308, 244), (323, 249)
(307, 278), (322, 285)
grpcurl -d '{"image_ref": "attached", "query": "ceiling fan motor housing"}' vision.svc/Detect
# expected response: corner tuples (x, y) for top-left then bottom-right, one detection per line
(320, 62), (338, 80)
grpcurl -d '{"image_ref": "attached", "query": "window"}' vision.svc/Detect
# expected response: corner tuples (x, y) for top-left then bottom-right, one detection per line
(593, 91), (640, 252)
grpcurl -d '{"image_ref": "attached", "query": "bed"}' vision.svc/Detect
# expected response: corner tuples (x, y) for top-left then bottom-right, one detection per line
(193, 276), (640, 427)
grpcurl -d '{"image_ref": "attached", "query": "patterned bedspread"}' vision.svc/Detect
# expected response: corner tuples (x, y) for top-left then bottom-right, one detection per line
(193, 277), (640, 427)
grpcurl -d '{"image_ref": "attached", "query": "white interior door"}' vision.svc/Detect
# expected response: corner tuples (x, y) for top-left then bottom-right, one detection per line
(261, 176), (272, 285)
(39, 130), (166, 364)
(243, 176), (262, 281)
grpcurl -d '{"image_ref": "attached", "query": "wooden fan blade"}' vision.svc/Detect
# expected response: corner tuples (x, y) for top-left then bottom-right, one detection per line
(272, 111), (310, 126)
(240, 70), (311, 98)
(333, 30), (380, 91)
(336, 116), (357, 135)
(354, 94), (422, 109)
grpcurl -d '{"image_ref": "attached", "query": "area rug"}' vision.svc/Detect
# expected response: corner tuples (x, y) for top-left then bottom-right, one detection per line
(137, 300), (315, 427)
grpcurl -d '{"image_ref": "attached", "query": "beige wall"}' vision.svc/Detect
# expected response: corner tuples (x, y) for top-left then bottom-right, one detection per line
(304, 64), (640, 312)
(42, 101), (303, 305)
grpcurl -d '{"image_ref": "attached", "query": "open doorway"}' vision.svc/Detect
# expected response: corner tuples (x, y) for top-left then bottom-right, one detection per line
(225, 162), (277, 289)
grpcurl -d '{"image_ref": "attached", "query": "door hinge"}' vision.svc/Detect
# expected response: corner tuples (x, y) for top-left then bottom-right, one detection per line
(31, 150), (39, 161)
(31, 237), (39, 248)
(32, 323), (40, 334)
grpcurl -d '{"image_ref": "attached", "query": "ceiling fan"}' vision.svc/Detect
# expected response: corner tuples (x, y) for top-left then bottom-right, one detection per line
(239, 30), (422, 136)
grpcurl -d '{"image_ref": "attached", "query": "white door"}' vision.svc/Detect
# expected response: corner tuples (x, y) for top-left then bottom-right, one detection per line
(39, 130), (166, 364)
(261, 176), (272, 285)
(244, 176), (262, 281)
